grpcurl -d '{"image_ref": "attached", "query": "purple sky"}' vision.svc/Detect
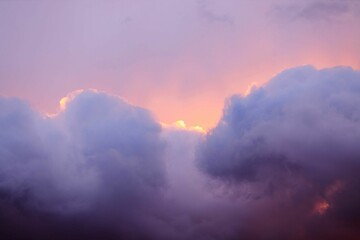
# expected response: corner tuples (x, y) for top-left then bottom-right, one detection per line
(1, 0), (359, 128)
(1, 1), (360, 239)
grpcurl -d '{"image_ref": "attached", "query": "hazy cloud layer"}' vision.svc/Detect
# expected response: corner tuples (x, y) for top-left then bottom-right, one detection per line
(273, 0), (356, 21)
(198, 66), (360, 239)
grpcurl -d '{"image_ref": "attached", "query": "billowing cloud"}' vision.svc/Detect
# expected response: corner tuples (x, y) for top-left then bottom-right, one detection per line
(2, 67), (360, 239)
(0, 91), (246, 240)
(0, 90), (166, 239)
(198, 66), (360, 239)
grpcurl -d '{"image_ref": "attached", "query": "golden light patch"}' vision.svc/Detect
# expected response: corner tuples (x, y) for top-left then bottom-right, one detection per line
(174, 120), (187, 128)
(162, 120), (206, 133)
(191, 125), (205, 133)
(59, 89), (85, 111)
(59, 97), (68, 110)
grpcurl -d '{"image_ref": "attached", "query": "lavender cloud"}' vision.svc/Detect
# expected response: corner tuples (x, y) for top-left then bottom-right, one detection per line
(0, 95), (243, 240)
(2, 66), (360, 239)
(198, 66), (360, 239)
(0, 90), (166, 239)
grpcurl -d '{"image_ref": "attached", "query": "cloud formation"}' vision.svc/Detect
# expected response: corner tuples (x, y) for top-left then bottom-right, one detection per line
(0, 90), (166, 239)
(198, 66), (360, 239)
(0, 93), (241, 240)
(2, 66), (360, 239)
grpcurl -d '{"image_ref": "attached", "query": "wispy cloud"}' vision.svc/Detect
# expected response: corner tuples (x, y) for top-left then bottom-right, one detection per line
(197, 0), (234, 24)
(273, 0), (358, 21)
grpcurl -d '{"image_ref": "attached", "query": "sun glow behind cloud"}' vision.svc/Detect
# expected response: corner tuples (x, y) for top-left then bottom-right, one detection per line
(2, 66), (360, 239)
(59, 89), (86, 111)
(0, 0), (359, 130)
(57, 90), (207, 133)
(162, 119), (205, 133)
(1, 0), (360, 238)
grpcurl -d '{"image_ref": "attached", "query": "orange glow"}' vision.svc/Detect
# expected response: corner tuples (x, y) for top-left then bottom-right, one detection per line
(311, 181), (344, 216)
(1, 0), (359, 131)
(11, 59), (359, 131)
(313, 200), (330, 215)
(7, 53), (357, 131)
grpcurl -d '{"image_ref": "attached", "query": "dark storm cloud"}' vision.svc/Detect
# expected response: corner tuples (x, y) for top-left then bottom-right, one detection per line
(198, 66), (360, 239)
(0, 90), (166, 239)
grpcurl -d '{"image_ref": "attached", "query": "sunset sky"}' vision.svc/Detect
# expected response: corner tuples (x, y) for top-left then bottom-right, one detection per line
(1, 1), (360, 240)
(1, 0), (359, 129)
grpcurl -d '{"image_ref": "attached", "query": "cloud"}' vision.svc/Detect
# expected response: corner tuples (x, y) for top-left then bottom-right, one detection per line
(197, 0), (234, 25)
(273, 0), (358, 21)
(198, 66), (360, 239)
(0, 93), (249, 240)
(2, 67), (360, 239)
(0, 90), (166, 239)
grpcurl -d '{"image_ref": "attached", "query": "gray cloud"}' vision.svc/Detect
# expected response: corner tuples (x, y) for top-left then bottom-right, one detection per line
(197, 0), (234, 25)
(2, 67), (360, 239)
(0, 95), (250, 239)
(0, 90), (166, 239)
(198, 66), (360, 239)
(273, 0), (358, 21)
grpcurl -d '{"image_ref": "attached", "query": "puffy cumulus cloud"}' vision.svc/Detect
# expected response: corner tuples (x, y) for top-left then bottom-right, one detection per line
(0, 90), (167, 239)
(3, 67), (360, 240)
(198, 66), (360, 239)
(0, 91), (246, 240)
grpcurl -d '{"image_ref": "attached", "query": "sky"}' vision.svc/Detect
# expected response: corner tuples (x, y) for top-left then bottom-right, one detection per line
(1, 0), (360, 240)
(1, 0), (359, 129)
